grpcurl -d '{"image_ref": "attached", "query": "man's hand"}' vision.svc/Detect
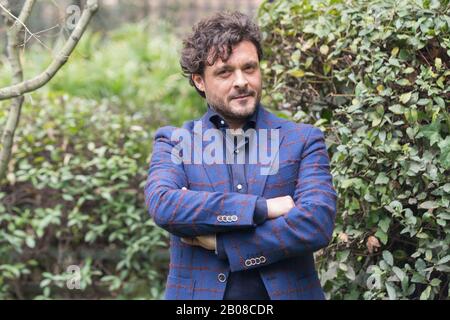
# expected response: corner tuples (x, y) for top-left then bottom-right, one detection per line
(181, 234), (216, 251)
(266, 195), (295, 219)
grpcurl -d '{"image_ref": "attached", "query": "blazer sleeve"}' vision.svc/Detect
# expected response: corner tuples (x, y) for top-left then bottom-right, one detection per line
(144, 126), (265, 238)
(218, 126), (337, 272)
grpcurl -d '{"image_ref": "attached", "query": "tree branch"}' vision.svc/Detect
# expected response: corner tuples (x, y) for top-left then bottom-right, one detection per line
(0, 0), (98, 181)
(0, 0), (35, 181)
(0, 0), (99, 101)
(0, 0), (50, 50)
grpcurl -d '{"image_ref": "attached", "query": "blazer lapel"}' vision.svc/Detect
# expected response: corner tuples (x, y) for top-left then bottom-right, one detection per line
(247, 106), (284, 197)
(194, 113), (231, 193)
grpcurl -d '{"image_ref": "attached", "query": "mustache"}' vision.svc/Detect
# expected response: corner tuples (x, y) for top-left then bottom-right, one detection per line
(228, 90), (255, 101)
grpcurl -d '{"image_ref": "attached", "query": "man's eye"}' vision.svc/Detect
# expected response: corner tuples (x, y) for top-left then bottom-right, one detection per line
(219, 71), (230, 76)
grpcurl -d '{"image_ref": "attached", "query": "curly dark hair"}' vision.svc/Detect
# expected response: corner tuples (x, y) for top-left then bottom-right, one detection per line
(180, 11), (263, 98)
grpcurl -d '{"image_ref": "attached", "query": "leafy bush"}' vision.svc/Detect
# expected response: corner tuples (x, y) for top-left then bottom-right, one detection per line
(0, 22), (203, 299)
(259, 0), (449, 299)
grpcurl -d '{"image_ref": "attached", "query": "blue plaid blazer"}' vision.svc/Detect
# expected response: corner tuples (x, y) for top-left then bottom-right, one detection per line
(144, 105), (337, 300)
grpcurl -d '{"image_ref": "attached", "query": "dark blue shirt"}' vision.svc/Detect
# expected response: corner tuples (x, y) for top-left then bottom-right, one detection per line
(206, 104), (270, 300)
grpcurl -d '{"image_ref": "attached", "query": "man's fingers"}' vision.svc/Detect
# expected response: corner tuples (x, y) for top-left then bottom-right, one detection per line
(181, 237), (193, 244)
(181, 236), (215, 251)
(181, 237), (198, 246)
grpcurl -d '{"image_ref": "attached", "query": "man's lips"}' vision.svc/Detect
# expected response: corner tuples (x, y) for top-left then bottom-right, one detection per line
(231, 94), (253, 100)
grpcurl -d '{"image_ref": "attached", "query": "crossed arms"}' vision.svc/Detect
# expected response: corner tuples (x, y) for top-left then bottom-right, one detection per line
(144, 125), (337, 272)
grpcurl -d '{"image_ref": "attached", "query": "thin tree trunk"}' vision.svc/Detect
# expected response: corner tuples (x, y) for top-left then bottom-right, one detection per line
(0, 0), (98, 182)
(0, 0), (35, 181)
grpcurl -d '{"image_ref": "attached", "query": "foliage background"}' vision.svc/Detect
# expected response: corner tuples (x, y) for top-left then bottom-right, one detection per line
(0, 0), (449, 299)
(259, 0), (449, 300)
(0, 22), (203, 299)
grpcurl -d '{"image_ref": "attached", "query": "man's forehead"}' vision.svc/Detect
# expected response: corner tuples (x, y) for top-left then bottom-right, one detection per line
(207, 41), (258, 68)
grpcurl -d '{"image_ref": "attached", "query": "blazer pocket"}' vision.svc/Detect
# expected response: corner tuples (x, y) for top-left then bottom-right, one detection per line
(164, 275), (196, 300)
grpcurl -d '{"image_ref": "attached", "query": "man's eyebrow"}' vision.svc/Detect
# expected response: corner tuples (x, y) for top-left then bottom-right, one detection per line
(243, 61), (259, 68)
(214, 61), (259, 74)
(213, 65), (233, 74)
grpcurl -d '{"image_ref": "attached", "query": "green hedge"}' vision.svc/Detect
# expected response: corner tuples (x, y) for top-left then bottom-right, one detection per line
(0, 22), (203, 299)
(1, 2), (449, 300)
(259, 0), (449, 299)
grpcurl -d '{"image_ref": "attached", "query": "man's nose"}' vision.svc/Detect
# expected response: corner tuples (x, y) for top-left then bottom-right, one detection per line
(233, 70), (248, 89)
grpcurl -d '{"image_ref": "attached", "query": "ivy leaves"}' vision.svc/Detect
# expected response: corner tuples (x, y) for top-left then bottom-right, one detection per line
(260, 0), (450, 300)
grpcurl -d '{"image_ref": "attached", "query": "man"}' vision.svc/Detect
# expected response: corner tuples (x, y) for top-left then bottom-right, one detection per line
(144, 11), (337, 300)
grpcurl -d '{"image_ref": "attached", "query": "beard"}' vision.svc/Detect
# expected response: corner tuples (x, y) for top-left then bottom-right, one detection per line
(206, 87), (261, 122)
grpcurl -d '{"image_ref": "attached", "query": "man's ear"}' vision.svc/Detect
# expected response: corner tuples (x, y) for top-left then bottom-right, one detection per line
(192, 74), (205, 93)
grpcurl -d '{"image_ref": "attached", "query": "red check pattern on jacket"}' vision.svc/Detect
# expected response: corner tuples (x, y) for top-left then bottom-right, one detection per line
(144, 106), (337, 300)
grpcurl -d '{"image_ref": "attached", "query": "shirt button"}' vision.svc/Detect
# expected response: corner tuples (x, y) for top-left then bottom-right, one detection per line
(218, 273), (227, 283)
(234, 149), (239, 154)
(236, 184), (243, 191)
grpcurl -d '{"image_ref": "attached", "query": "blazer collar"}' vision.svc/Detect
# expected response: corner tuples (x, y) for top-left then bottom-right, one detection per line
(198, 103), (283, 133)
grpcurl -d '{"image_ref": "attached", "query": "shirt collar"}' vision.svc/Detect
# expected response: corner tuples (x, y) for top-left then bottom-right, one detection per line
(206, 103), (259, 130)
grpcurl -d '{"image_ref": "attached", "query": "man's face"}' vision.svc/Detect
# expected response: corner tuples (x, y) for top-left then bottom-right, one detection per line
(192, 40), (262, 124)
